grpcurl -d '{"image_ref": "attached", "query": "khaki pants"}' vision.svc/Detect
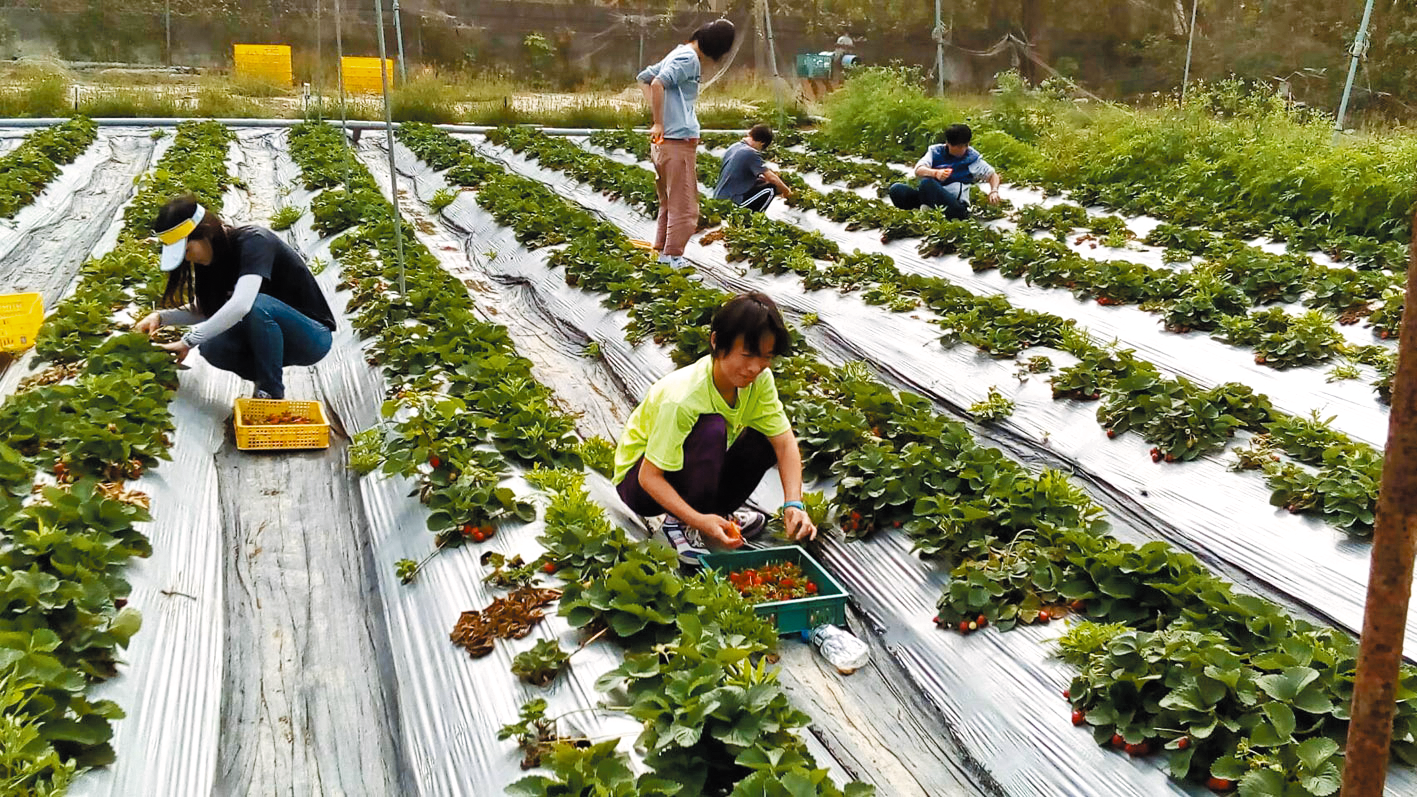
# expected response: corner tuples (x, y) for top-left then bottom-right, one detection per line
(651, 138), (700, 257)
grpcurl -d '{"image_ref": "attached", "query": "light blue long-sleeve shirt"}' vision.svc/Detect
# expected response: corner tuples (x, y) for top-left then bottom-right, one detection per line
(638, 44), (702, 140)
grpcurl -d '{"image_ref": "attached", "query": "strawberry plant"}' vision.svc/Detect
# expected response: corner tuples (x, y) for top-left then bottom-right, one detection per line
(969, 386), (1016, 422)
(498, 698), (583, 770)
(596, 614), (869, 796)
(1097, 373), (1260, 462)
(1163, 268), (1251, 332)
(1265, 445), (1381, 536)
(1368, 285), (1404, 339)
(269, 204), (304, 230)
(511, 639), (570, 687)
(1252, 311), (1346, 369)
(508, 738), (682, 796)
(0, 117), (99, 219)
(558, 547), (684, 643)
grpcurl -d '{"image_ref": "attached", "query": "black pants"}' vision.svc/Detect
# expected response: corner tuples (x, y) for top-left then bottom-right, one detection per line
(616, 415), (776, 518)
(738, 178), (778, 213)
(888, 178), (970, 220)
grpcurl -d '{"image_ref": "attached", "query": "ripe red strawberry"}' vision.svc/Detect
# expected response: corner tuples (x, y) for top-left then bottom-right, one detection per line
(1165, 453), (1176, 463)
(1176, 736), (1190, 750)
(1124, 742), (1150, 756)
(1071, 709), (1085, 726)
(976, 614), (988, 628)
(1110, 733), (1125, 749)
(471, 531), (487, 543)
(1062, 689), (1071, 699)
(1206, 777), (1235, 792)
(1069, 599), (1086, 612)
(1106, 429), (1116, 439)
(1038, 610), (1051, 623)
(932, 616), (940, 624)
(542, 562), (557, 574)
(805, 583), (818, 594)
(958, 620), (970, 634)
(461, 523), (476, 538)
(429, 456), (441, 468)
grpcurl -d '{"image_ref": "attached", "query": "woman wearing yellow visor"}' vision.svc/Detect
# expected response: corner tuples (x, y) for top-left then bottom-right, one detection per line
(133, 195), (336, 399)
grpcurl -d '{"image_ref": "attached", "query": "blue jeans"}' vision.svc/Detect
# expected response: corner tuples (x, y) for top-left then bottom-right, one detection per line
(201, 294), (333, 399)
(888, 178), (970, 220)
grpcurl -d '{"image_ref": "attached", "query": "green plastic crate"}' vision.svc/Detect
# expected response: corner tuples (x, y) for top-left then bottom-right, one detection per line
(700, 545), (849, 635)
(795, 52), (832, 79)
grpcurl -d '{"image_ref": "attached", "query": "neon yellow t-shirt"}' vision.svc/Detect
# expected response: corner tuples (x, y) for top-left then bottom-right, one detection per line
(612, 355), (792, 484)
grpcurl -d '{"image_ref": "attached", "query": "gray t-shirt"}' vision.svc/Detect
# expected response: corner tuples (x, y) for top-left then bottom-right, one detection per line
(713, 141), (768, 203)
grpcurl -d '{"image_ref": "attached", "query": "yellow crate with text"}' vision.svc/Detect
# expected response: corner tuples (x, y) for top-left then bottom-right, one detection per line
(341, 57), (396, 94)
(233, 398), (330, 451)
(233, 44), (293, 86)
(0, 292), (43, 353)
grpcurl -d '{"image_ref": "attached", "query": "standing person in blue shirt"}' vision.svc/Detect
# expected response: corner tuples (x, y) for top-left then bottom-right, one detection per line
(713, 124), (793, 213)
(887, 124), (1002, 220)
(638, 19), (736, 267)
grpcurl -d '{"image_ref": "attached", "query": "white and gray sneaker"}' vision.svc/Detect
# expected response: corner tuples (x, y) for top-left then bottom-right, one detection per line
(662, 515), (709, 566)
(731, 508), (768, 540)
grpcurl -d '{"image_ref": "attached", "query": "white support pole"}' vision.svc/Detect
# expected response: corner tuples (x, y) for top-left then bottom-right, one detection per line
(1181, 0), (1198, 104)
(335, 0), (350, 173)
(763, 0), (780, 79)
(935, 0), (945, 96)
(1334, 0), (1377, 144)
(373, 0), (407, 296)
(391, 0), (408, 83)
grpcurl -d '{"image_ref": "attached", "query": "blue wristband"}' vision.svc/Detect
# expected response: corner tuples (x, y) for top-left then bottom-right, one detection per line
(782, 500), (806, 513)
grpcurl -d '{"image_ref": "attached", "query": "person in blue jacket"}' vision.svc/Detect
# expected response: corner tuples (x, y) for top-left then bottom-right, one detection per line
(887, 124), (1002, 220)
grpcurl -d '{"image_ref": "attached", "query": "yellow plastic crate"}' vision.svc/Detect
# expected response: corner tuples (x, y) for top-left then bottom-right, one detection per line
(0, 292), (43, 353)
(234, 43), (293, 86)
(233, 398), (330, 451)
(341, 56), (396, 94)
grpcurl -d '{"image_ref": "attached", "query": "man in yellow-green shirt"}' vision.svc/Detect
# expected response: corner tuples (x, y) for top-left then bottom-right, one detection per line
(614, 293), (818, 565)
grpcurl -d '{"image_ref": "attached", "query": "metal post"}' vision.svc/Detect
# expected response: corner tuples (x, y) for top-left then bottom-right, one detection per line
(315, 0), (323, 120)
(762, 0), (784, 125)
(1333, 0), (1377, 143)
(1342, 214), (1417, 796)
(335, 0), (350, 182)
(1181, 0), (1198, 104)
(935, 0), (945, 96)
(763, 0), (780, 79)
(165, 0), (172, 66)
(391, 0), (408, 83)
(373, 0), (407, 296)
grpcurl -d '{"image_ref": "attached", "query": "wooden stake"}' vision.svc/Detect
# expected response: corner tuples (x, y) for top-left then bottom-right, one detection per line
(1342, 211), (1417, 795)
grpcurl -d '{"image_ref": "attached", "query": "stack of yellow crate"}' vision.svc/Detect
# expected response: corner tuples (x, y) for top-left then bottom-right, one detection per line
(341, 57), (397, 93)
(233, 44), (293, 86)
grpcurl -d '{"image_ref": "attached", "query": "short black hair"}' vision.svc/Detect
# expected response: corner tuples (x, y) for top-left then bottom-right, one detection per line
(691, 19), (736, 61)
(944, 124), (973, 146)
(748, 124), (773, 147)
(711, 292), (790, 358)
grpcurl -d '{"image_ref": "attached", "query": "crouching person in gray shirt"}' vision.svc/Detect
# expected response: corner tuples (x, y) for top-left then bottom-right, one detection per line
(713, 124), (793, 213)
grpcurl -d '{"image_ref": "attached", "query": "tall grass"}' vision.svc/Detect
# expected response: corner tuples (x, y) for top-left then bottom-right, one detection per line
(76, 87), (185, 118)
(0, 67), (71, 117)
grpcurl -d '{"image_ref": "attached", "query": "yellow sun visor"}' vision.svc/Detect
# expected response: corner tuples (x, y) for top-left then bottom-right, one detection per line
(156, 218), (197, 246)
(156, 204), (205, 272)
